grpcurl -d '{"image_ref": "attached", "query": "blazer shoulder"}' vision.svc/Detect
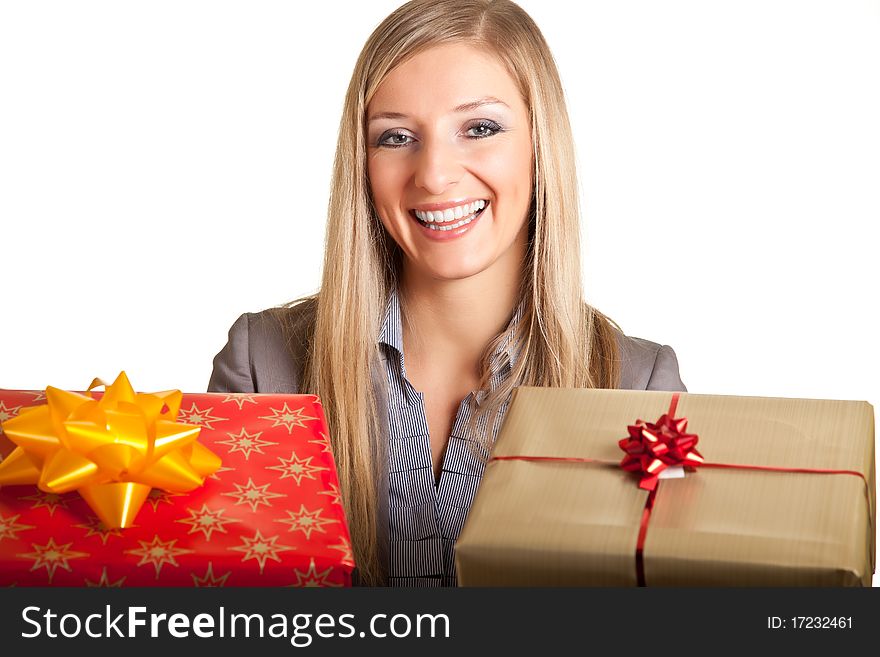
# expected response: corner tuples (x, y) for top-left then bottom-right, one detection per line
(207, 298), (317, 394)
(614, 328), (687, 392)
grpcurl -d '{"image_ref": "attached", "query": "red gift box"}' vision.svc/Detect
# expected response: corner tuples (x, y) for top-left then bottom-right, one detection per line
(0, 389), (354, 586)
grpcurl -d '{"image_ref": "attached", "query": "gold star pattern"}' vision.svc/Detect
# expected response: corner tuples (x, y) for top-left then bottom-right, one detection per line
(144, 488), (183, 512)
(0, 513), (35, 543)
(258, 403), (318, 434)
(176, 504), (240, 541)
(18, 538), (89, 583)
(74, 517), (124, 545)
(220, 393), (258, 410)
(192, 562), (232, 587)
(30, 390), (47, 402)
(318, 482), (343, 507)
(20, 491), (69, 516)
(275, 505), (338, 540)
(328, 536), (355, 568)
(221, 477), (286, 513)
(267, 451), (328, 486)
(215, 427), (278, 460)
(125, 535), (193, 579)
(0, 400), (22, 423)
(289, 558), (341, 587)
(85, 567), (126, 587)
(229, 530), (294, 575)
(177, 403), (227, 430)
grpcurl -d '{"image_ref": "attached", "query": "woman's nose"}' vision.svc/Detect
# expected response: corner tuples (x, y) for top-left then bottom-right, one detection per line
(413, 138), (463, 195)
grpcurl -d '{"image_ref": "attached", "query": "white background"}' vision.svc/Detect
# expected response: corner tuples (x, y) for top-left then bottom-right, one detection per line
(1, 1), (878, 585)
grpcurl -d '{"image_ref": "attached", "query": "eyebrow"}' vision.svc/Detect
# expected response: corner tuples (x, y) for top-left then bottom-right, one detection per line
(367, 96), (510, 123)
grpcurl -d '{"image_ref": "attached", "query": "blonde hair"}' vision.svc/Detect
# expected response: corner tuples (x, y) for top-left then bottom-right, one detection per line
(283, 0), (620, 586)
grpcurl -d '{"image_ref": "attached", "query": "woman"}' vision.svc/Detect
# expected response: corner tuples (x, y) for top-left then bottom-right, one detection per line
(209, 0), (685, 587)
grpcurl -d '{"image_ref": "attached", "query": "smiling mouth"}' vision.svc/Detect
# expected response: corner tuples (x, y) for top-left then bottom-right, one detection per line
(411, 200), (489, 231)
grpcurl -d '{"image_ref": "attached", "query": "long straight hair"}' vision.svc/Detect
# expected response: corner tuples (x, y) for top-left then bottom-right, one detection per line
(285, 0), (621, 586)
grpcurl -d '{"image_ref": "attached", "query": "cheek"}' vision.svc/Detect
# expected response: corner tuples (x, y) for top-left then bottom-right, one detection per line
(368, 155), (407, 210)
(368, 159), (406, 243)
(477, 141), (533, 209)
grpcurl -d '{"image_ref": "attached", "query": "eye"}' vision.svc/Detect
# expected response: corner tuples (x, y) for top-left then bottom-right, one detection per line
(377, 130), (415, 148)
(465, 119), (503, 139)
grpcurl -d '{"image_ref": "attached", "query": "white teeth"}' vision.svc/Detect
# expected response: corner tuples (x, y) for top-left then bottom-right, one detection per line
(413, 201), (488, 224)
(424, 210), (480, 231)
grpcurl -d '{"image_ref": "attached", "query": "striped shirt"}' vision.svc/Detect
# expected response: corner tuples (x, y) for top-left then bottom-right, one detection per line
(378, 289), (524, 586)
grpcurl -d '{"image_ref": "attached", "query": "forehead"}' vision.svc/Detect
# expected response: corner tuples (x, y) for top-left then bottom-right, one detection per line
(368, 43), (524, 114)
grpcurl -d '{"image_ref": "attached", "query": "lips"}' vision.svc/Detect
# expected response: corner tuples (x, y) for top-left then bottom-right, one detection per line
(405, 202), (488, 242)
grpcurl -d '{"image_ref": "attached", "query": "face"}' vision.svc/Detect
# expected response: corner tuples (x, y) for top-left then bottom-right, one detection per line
(366, 43), (533, 283)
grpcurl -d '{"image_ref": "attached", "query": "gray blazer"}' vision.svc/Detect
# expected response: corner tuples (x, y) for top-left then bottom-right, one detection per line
(207, 301), (686, 584)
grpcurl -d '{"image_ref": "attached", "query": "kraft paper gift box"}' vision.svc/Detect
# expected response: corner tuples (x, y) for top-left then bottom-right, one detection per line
(0, 386), (355, 586)
(455, 388), (875, 586)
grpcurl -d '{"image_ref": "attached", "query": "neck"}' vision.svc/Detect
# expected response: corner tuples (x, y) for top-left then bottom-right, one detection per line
(399, 242), (526, 377)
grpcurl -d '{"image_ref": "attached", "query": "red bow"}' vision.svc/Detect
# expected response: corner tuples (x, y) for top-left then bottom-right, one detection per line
(619, 411), (703, 491)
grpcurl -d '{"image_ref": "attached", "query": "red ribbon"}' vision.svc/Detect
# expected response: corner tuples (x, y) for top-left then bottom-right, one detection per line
(488, 392), (871, 587)
(626, 393), (690, 585)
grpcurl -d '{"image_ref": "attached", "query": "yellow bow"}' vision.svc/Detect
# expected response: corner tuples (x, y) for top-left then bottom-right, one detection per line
(0, 372), (221, 528)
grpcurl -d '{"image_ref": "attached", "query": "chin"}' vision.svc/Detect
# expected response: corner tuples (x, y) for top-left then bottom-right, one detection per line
(419, 257), (492, 283)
